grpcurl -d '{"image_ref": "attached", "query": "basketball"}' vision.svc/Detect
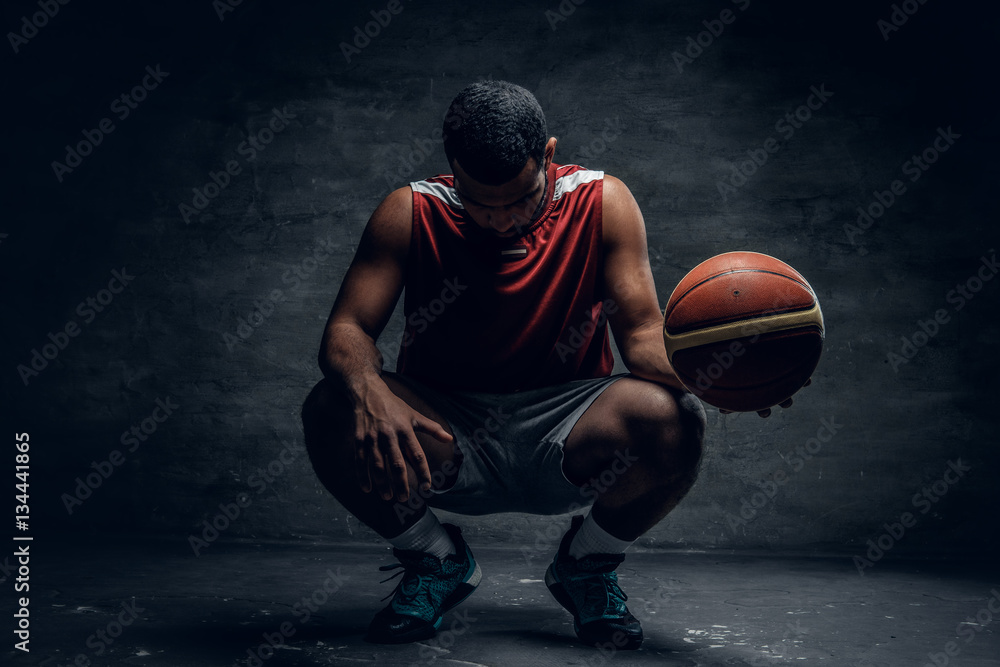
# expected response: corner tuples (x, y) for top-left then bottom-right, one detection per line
(662, 251), (824, 412)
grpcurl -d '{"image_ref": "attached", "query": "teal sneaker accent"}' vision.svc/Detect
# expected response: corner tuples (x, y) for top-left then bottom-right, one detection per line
(365, 523), (481, 644)
(544, 515), (643, 649)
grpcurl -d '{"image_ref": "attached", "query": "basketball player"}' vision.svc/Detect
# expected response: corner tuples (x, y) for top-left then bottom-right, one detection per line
(302, 80), (790, 649)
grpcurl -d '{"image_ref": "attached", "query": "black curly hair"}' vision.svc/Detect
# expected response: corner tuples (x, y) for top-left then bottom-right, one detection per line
(442, 80), (548, 186)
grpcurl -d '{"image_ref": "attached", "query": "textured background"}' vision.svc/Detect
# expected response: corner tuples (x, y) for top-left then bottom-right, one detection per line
(3, 0), (997, 559)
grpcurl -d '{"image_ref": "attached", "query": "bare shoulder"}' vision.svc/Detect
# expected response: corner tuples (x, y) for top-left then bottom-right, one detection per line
(601, 173), (646, 248)
(325, 186), (412, 339)
(359, 186), (413, 262)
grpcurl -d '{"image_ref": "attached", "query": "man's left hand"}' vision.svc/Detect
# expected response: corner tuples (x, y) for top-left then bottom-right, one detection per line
(718, 378), (811, 418)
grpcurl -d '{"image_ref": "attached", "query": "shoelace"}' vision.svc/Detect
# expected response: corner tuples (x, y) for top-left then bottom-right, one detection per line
(603, 572), (628, 606)
(377, 558), (438, 603)
(377, 563), (408, 602)
(575, 568), (629, 612)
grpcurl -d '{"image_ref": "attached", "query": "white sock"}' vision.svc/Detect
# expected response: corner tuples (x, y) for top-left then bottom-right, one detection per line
(569, 512), (634, 559)
(388, 510), (456, 560)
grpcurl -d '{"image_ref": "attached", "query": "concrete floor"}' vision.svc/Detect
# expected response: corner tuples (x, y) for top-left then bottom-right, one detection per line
(11, 535), (998, 667)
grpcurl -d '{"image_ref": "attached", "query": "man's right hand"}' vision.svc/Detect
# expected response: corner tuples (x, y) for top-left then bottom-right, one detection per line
(316, 187), (451, 503)
(350, 382), (454, 503)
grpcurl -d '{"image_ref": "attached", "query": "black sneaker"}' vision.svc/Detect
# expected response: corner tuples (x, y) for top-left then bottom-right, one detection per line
(544, 515), (643, 649)
(365, 523), (481, 644)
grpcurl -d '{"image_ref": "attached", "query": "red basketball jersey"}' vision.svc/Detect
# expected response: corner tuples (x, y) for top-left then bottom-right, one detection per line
(395, 161), (614, 393)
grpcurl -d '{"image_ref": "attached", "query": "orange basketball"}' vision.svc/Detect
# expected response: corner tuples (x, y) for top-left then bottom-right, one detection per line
(662, 252), (824, 412)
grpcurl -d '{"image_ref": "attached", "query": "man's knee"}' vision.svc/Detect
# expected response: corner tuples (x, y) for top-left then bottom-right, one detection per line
(630, 384), (706, 474)
(301, 379), (350, 455)
(675, 390), (707, 450)
(673, 389), (707, 471)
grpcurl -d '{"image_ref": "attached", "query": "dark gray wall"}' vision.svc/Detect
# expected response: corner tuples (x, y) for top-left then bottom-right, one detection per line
(4, 0), (997, 560)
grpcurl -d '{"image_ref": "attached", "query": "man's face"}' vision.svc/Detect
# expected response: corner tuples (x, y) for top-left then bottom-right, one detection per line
(451, 139), (554, 238)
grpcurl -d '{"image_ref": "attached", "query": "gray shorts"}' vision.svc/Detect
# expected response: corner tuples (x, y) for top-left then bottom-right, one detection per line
(388, 371), (630, 516)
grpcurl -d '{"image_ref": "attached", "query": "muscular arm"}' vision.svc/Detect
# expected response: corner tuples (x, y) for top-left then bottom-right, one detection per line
(601, 176), (795, 416)
(318, 186), (451, 500)
(601, 175), (685, 391)
(318, 187), (410, 395)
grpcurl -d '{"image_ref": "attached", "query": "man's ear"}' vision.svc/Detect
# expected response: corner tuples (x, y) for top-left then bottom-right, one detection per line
(543, 137), (557, 169)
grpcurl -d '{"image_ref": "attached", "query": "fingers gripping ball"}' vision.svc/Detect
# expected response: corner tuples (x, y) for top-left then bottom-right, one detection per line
(662, 251), (824, 412)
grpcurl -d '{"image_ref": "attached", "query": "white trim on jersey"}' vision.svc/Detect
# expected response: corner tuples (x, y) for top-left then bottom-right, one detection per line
(553, 169), (604, 202)
(410, 180), (464, 208)
(412, 168), (603, 208)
